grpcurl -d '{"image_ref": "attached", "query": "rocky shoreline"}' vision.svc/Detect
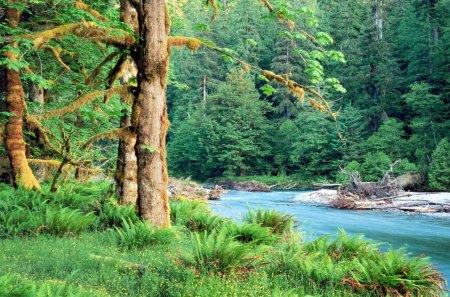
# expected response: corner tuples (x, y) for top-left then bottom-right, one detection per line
(294, 190), (450, 215)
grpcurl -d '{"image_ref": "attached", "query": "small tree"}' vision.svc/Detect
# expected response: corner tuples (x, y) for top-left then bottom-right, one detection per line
(429, 138), (450, 191)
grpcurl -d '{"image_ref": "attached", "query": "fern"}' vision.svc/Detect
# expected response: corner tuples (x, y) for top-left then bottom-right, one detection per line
(113, 219), (179, 250)
(243, 208), (295, 235)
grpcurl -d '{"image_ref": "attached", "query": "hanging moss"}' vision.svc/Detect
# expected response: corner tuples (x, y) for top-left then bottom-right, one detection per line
(31, 22), (135, 49)
(40, 86), (130, 119)
(168, 36), (202, 52)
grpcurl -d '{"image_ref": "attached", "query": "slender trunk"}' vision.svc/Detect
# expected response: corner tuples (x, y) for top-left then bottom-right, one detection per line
(134, 0), (171, 227)
(116, 0), (138, 205)
(5, 3), (40, 190)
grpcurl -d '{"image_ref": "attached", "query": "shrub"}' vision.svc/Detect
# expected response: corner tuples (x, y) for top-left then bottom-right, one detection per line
(184, 213), (227, 233)
(305, 230), (377, 262)
(187, 229), (262, 273)
(113, 219), (179, 250)
(348, 248), (446, 296)
(243, 208), (295, 235)
(44, 207), (96, 236)
(98, 202), (140, 229)
(0, 207), (43, 238)
(170, 199), (210, 225)
(223, 222), (279, 245)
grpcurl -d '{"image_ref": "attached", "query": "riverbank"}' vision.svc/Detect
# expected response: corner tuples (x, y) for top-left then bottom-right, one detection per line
(294, 190), (450, 215)
(0, 183), (446, 296)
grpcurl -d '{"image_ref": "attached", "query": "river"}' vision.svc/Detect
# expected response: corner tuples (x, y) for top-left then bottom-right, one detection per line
(209, 190), (450, 284)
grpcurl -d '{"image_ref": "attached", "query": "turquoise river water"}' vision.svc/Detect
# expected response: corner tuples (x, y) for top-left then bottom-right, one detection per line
(209, 190), (450, 285)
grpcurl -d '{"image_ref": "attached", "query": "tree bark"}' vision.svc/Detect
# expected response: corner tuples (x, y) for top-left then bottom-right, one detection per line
(133, 0), (171, 227)
(115, 0), (138, 206)
(4, 3), (41, 190)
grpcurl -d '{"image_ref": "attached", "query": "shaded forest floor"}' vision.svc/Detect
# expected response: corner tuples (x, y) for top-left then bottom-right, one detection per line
(0, 182), (447, 297)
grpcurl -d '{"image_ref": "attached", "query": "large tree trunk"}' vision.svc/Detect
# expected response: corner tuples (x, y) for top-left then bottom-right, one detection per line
(4, 3), (40, 190)
(133, 0), (171, 227)
(115, 0), (138, 205)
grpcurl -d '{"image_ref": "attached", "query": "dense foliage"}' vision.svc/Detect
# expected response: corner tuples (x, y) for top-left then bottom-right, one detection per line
(0, 184), (445, 296)
(165, 0), (450, 189)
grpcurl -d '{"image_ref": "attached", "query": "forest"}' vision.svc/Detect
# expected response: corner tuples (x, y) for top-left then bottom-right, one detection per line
(0, 0), (449, 296)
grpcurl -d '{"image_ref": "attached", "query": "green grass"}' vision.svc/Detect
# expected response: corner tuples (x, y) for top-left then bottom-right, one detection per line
(0, 184), (447, 297)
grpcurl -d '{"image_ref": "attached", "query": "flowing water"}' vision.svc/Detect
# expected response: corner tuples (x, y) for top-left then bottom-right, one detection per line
(209, 190), (450, 284)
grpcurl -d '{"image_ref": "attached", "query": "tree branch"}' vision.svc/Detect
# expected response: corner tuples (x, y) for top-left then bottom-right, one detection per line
(29, 22), (135, 49)
(82, 127), (134, 149)
(86, 51), (121, 86)
(75, 1), (111, 22)
(37, 86), (130, 119)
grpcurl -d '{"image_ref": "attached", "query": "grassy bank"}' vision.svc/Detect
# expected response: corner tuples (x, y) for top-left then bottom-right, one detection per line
(0, 182), (446, 296)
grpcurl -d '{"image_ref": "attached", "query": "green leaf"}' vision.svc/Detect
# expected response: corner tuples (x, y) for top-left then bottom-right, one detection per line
(260, 84), (277, 96)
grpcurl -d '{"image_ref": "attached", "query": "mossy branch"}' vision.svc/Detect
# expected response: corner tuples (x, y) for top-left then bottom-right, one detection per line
(27, 159), (74, 171)
(258, 0), (295, 29)
(38, 86), (130, 119)
(25, 115), (60, 153)
(168, 36), (203, 51)
(41, 45), (72, 72)
(30, 22), (135, 49)
(206, 0), (219, 21)
(86, 51), (121, 86)
(75, 1), (111, 22)
(82, 127), (134, 149)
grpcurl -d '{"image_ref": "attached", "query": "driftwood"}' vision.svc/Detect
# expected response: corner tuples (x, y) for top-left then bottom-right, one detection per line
(338, 160), (402, 201)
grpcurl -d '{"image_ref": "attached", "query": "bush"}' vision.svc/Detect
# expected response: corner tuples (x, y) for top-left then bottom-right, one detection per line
(243, 208), (295, 235)
(305, 230), (377, 262)
(348, 248), (446, 296)
(170, 199), (210, 226)
(223, 222), (279, 245)
(113, 219), (179, 250)
(98, 202), (140, 229)
(44, 207), (96, 236)
(187, 229), (262, 273)
(429, 138), (450, 190)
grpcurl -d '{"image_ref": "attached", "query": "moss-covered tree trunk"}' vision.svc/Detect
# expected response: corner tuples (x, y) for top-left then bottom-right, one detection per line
(133, 0), (170, 227)
(116, 0), (138, 205)
(5, 3), (40, 190)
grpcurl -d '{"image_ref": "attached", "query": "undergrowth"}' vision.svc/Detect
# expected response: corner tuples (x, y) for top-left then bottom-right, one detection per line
(0, 183), (446, 297)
